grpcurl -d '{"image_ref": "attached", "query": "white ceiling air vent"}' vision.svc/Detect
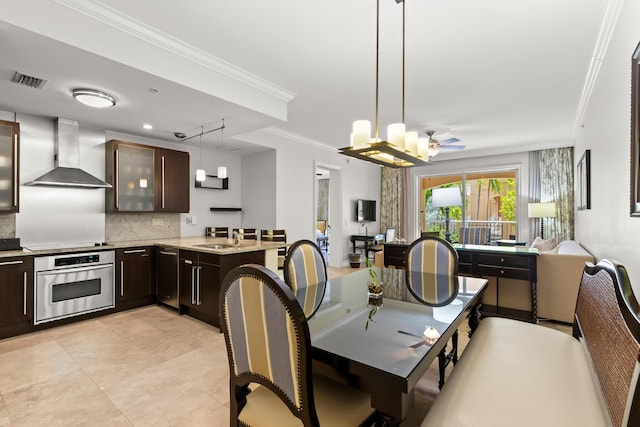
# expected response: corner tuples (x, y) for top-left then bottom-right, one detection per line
(11, 71), (48, 89)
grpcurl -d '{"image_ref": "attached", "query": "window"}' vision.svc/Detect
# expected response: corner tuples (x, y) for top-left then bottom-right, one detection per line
(420, 170), (517, 243)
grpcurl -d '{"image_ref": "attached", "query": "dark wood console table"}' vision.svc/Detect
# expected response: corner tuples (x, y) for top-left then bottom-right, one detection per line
(454, 244), (539, 323)
(382, 242), (539, 323)
(350, 234), (384, 256)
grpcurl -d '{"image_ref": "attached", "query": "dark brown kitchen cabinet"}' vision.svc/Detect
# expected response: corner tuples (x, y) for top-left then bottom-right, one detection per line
(0, 120), (20, 212)
(179, 249), (265, 327)
(156, 246), (179, 309)
(116, 247), (155, 311)
(0, 256), (33, 338)
(155, 148), (189, 212)
(179, 250), (220, 326)
(106, 140), (189, 213)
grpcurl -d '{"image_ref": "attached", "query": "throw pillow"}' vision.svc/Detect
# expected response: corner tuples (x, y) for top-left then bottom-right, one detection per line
(532, 237), (557, 252)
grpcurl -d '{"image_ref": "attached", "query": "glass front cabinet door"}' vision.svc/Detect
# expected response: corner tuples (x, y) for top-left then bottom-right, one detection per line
(106, 140), (155, 212)
(0, 120), (19, 212)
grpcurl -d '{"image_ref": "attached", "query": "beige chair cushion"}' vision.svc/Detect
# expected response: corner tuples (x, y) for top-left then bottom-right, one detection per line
(239, 374), (374, 426)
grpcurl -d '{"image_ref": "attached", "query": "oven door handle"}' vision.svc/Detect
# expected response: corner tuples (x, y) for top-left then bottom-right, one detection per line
(37, 264), (113, 276)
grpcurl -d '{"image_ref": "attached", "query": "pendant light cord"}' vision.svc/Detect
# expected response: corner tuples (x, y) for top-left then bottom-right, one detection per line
(402, 0), (405, 123)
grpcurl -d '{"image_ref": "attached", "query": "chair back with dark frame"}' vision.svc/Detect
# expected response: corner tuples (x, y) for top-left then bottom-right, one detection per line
(220, 264), (376, 427)
(457, 227), (491, 245)
(232, 228), (257, 240)
(405, 235), (459, 306)
(205, 227), (229, 238)
(283, 240), (327, 320)
(260, 229), (287, 270)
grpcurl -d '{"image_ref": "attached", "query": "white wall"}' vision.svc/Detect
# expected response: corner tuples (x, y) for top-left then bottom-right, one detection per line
(237, 130), (381, 267)
(574, 0), (640, 294)
(242, 150), (277, 230)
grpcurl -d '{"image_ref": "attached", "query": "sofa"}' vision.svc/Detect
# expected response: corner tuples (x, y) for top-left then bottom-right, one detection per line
(536, 239), (594, 323)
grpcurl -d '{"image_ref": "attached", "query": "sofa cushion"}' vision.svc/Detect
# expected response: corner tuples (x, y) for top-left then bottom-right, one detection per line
(531, 236), (557, 251)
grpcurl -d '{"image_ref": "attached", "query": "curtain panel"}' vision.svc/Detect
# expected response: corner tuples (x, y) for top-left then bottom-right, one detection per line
(532, 147), (574, 241)
(380, 167), (408, 241)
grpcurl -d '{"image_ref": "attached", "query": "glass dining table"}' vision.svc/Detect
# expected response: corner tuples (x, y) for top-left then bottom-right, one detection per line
(308, 267), (487, 423)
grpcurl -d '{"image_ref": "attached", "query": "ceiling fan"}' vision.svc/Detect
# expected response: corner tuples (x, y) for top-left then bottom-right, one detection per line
(426, 130), (466, 157)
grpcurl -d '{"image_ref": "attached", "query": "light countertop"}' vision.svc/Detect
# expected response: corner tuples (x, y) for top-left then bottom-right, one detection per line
(0, 236), (286, 258)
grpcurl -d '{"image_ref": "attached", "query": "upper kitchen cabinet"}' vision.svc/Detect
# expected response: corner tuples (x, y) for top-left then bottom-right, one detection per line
(106, 140), (189, 213)
(155, 147), (189, 212)
(0, 120), (19, 212)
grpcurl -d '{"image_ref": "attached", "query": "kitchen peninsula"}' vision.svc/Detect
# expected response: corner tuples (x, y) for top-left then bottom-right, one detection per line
(0, 237), (286, 340)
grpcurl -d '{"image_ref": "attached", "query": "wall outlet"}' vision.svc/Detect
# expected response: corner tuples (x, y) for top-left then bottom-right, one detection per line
(185, 216), (198, 225)
(152, 217), (164, 226)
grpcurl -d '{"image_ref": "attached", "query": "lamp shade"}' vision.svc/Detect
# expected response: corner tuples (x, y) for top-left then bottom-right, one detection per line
(528, 202), (556, 218)
(432, 187), (463, 208)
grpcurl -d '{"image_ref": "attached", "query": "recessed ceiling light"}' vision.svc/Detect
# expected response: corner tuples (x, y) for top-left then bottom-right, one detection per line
(71, 88), (116, 108)
(143, 124), (153, 130)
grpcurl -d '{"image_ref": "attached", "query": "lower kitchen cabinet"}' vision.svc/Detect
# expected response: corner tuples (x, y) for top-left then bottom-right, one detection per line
(116, 247), (156, 310)
(156, 247), (179, 309)
(179, 249), (265, 327)
(0, 256), (33, 338)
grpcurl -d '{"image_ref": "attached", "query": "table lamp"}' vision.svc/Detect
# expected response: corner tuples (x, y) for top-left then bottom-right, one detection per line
(432, 187), (463, 242)
(527, 202), (556, 239)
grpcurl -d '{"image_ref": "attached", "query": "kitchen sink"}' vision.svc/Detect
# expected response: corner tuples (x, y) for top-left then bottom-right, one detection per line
(195, 243), (237, 249)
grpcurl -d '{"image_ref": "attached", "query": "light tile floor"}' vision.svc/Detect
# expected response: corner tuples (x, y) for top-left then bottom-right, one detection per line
(0, 267), (570, 427)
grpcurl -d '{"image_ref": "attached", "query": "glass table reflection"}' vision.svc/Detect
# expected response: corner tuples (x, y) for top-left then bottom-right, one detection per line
(308, 267), (487, 423)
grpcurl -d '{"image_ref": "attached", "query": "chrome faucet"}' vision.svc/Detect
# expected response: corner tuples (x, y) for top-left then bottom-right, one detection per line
(232, 231), (240, 245)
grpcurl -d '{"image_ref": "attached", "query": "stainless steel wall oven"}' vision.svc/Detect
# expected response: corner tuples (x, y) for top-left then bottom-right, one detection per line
(34, 251), (115, 325)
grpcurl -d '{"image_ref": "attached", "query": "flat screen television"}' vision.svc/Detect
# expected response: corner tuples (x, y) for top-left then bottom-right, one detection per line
(356, 199), (376, 222)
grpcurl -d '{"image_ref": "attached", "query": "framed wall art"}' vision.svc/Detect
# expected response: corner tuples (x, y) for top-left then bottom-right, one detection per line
(578, 149), (591, 210)
(631, 42), (640, 216)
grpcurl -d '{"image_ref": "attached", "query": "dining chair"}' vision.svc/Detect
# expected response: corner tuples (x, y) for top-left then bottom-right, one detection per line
(232, 228), (257, 240)
(220, 264), (378, 427)
(283, 239), (327, 320)
(260, 229), (287, 269)
(405, 235), (459, 306)
(457, 227), (491, 245)
(405, 235), (460, 389)
(205, 226), (229, 238)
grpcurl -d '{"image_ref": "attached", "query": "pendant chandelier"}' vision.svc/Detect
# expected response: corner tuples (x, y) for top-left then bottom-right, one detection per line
(339, 0), (430, 168)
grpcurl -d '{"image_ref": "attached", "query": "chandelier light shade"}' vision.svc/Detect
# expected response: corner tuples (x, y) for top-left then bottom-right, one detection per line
(339, 0), (429, 168)
(71, 88), (116, 108)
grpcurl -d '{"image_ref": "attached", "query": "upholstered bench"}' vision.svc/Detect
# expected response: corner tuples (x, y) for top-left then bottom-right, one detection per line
(421, 259), (640, 427)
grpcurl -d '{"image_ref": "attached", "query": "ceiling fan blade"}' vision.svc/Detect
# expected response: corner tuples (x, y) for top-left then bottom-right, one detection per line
(439, 137), (460, 145)
(441, 145), (466, 150)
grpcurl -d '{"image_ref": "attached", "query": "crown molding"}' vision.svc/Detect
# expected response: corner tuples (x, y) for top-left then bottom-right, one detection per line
(55, 0), (296, 103)
(571, 0), (625, 135)
(260, 127), (338, 153)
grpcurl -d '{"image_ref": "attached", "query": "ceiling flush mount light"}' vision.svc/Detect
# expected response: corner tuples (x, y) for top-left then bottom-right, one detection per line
(339, 0), (428, 168)
(71, 88), (116, 108)
(143, 123), (153, 130)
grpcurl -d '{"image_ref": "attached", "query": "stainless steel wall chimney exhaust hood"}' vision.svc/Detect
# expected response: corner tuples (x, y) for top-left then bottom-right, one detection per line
(26, 118), (111, 189)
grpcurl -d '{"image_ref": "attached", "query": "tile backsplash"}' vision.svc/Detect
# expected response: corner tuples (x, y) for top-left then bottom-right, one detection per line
(0, 214), (15, 238)
(106, 213), (180, 242)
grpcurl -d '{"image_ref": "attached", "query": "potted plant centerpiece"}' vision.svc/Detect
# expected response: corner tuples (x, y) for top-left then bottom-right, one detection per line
(365, 256), (382, 330)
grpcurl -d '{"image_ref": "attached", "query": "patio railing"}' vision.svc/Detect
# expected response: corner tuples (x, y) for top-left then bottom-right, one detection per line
(424, 219), (517, 242)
